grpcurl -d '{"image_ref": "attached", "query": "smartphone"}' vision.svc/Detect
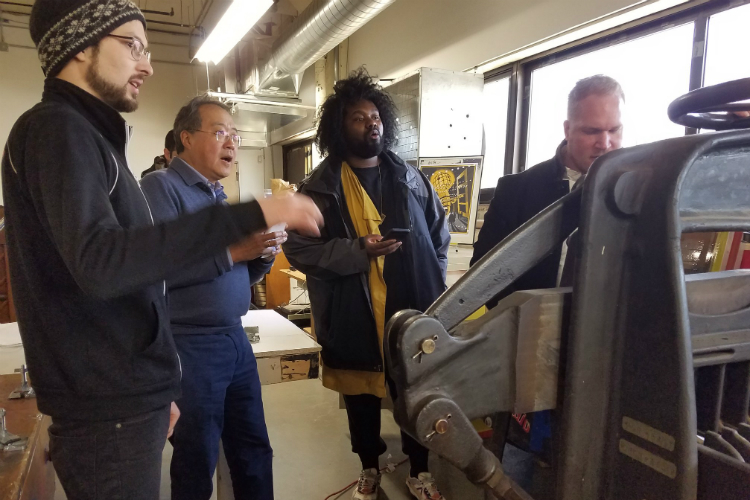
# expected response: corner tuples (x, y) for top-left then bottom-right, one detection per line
(383, 228), (410, 242)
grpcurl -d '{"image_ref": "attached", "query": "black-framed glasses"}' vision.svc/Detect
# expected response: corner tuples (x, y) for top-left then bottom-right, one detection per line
(191, 129), (242, 147)
(106, 34), (151, 62)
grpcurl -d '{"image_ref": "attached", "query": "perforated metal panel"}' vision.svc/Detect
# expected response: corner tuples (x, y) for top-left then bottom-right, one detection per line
(388, 73), (420, 162)
(386, 68), (484, 160)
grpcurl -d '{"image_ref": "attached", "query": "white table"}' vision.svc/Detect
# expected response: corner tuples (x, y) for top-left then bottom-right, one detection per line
(0, 311), (323, 382)
(242, 309), (321, 385)
(0, 322), (25, 375)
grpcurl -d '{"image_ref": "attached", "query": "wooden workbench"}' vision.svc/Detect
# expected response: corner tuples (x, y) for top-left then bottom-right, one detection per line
(279, 268), (307, 284)
(0, 374), (55, 500)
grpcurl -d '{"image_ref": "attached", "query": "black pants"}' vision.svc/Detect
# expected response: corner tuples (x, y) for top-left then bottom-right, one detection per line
(48, 404), (171, 500)
(343, 393), (429, 475)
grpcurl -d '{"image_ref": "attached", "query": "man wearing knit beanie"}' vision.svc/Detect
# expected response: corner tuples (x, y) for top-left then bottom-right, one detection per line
(1, 1), (322, 499)
(30, 0), (150, 112)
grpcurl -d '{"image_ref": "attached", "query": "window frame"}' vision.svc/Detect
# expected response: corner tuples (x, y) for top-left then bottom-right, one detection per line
(482, 0), (749, 174)
(482, 68), (514, 180)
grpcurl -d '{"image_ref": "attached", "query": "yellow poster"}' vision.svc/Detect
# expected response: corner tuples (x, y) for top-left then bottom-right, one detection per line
(422, 164), (476, 233)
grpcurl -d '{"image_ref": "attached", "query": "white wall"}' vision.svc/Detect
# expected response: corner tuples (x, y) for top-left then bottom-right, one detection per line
(237, 148), (269, 202)
(348, 0), (640, 78)
(0, 39), (45, 206)
(0, 28), (206, 204)
(127, 61), (209, 177)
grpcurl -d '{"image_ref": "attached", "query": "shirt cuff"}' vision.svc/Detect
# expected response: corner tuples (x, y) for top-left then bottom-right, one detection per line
(354, 242), (371, 272)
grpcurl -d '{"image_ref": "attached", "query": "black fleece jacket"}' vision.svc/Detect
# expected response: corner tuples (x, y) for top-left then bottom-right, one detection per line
(1, 78), (266, 421)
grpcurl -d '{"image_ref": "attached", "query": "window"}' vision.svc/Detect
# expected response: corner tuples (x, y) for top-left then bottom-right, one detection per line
(481, 77), (510, 188)
(525, 23), (694, 168)
(704, 3), (750, 87)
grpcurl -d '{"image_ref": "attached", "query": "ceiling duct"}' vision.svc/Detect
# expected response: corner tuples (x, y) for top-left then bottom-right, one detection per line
(246, 0), (397, 96)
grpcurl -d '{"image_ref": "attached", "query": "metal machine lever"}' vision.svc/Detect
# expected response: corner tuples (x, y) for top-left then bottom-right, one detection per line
(413, 398), (533, 500)
(704, 431), (745, 462)
(720, 426), (750, 462)
(427, 189), (581, 331)
(739, 423), (750, 442)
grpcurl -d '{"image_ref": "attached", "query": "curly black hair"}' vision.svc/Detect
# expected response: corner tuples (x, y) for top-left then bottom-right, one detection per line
(315, 67), (399, 159)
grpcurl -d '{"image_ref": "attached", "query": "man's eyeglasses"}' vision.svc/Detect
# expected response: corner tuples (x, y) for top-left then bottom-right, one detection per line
(191, 129), (242, 147)
(106, 34), (151, 62)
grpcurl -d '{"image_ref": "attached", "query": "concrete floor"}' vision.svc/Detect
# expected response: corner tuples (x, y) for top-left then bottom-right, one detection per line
(235, 377), (489, 500)
(55, 378), (494, 500)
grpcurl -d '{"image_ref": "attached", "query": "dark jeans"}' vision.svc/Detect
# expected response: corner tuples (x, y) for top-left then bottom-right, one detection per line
(49, 404), (171, 500)
(343, 393), (429, 476)
(170, 328), (273, 500)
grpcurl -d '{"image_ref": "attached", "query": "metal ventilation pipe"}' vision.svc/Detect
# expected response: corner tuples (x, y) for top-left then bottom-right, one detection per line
(250, 0), (397, 94)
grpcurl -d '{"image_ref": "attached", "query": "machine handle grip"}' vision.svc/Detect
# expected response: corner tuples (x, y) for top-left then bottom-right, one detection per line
(668, 78), (750, 130)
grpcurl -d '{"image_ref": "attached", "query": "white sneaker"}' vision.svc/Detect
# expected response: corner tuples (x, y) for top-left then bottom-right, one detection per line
(352, 468), (381, 500)
(406, 472), (446, 500)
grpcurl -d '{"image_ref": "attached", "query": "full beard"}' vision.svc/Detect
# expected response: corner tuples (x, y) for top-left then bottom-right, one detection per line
(346, 136), (384, 159)
(85, 52), (138, 113)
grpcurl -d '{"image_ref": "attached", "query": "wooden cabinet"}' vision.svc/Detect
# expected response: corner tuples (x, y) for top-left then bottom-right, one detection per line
(264, 251), (291, 309)
(0, 208), (17, 324)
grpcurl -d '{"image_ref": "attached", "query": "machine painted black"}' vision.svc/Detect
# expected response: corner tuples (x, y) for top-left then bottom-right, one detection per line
(385, 78), (750, 499)
(668, 77), (750, 131)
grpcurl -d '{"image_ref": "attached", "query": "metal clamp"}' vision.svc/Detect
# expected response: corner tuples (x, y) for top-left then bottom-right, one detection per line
(244, 326), (261, 344)
(0, 408), (26, 451)
(9, 365), (35, 400)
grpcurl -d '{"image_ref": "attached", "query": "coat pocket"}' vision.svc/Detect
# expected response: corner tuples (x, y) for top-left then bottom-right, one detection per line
(131, 301), (179, 387)
(322, 276), (383, 371)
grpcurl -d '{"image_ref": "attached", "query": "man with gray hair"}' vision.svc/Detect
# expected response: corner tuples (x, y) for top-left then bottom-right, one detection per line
(141, 95), (281, 500)
(470, 74), (624, 471)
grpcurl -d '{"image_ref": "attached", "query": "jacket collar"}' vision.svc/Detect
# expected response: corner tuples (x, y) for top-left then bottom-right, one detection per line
(170, 157), (210, 187)
(537, 140), (568, 184)
(303, 150), (417, 195)
(170, 157), (225, 200)
(383, 150), (418, 188)
(42, 78), (129, 157)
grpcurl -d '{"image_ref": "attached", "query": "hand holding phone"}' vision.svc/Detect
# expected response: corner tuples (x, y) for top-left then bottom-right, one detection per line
(364, 233), (402, 257)
(382, 228), (410, 242)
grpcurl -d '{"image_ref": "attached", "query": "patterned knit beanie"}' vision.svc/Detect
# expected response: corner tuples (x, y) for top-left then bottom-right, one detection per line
(30, 0), (146, 78)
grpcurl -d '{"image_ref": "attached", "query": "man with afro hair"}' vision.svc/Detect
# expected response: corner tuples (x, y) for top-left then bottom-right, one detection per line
(284, 68), (451, 500)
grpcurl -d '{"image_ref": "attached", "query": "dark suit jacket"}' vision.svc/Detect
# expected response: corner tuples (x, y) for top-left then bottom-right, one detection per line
(471, 145), (570, 306)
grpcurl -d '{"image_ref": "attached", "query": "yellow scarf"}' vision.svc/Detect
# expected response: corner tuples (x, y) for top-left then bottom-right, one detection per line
(321, 162), (387, 398)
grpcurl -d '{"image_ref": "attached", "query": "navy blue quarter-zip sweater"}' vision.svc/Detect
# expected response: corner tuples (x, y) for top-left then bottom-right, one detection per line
(140, 159), (273, 334)
(1, 78), (268, 420)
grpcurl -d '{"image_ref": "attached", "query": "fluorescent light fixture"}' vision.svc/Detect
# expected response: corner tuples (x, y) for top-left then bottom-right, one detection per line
(468, 0), (694, 75)
(195, 0), (273, 65)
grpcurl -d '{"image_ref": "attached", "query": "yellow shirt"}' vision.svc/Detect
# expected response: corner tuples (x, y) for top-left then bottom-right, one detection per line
(321, 162), (387, 398)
